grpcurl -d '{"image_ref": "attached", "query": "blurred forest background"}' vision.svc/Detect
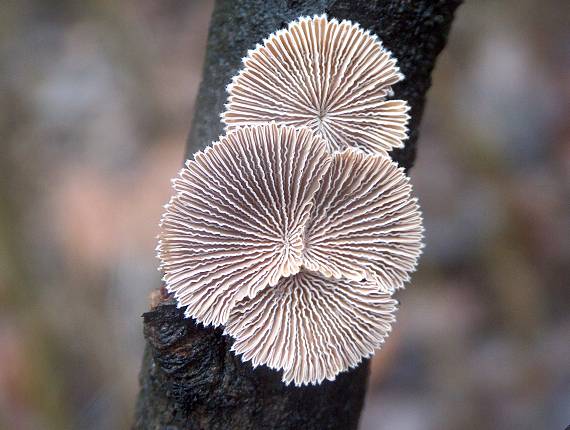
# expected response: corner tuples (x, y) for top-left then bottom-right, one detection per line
(1, 1), (568, 429)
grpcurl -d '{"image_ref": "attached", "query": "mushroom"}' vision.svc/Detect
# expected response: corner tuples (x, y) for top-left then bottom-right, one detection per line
(302, 148), (424, 293)
(157, 123), (424, 384)
(157, 123), (332, 326)
(222, 14), (410, 155)
(222, 147), (422, 385)
(225, 270), (397, 386)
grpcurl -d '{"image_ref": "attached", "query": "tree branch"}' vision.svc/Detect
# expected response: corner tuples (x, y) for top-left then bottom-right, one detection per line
(134, 1), (461, 429)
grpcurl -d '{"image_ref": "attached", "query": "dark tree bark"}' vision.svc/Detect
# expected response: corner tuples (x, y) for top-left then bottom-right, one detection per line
(134, 1), (461, 429)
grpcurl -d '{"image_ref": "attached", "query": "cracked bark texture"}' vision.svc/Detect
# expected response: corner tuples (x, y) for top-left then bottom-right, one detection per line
(134, 1), (461, 429)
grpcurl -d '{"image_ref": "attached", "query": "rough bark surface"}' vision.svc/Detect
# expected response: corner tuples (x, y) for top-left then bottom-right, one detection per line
(135, 1), (461, 429)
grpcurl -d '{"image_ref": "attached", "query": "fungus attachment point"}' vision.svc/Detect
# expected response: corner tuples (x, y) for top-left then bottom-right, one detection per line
(302, 149), (424, 293)
(222, 14), (410, 155)
(225, 270), (397, 386)
(157, 123), (332, 327)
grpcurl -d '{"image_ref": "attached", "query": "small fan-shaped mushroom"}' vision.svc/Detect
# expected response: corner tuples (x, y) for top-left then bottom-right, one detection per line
(302, 149), (423, 292)
(225, 270), (397, 386)
(222, 14), (410, 155)
(157, 123), (332, 326)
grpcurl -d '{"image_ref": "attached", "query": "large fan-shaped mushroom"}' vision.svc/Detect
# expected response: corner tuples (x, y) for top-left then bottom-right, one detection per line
(157, 123), (332, 326)
(225, 270), (397, 386)
(302, 148), (424, 293)
(222, 14), (410, 155)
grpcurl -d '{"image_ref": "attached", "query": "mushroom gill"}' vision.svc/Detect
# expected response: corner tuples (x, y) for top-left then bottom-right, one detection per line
(222, 14), (410, 155)
(302, 148), (424, 293)
(225, 270), (397, 386)
(157, 123), (331, 327)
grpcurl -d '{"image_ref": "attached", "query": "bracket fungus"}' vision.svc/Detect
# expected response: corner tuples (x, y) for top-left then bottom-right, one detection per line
(157, 124), (332, 327)
(225, 271), (398, 386)
(158, 122), (424, 385)
(222, 14), (410, 155)
(302, 149), (424, 293)
(157, 11), (424, 387)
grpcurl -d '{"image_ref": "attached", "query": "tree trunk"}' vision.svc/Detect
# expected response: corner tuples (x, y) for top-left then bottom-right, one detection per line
(134, 1), (461, 429)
